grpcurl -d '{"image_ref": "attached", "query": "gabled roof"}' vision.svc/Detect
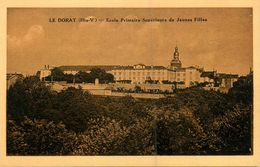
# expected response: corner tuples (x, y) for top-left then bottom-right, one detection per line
(135, 63), (146, 66)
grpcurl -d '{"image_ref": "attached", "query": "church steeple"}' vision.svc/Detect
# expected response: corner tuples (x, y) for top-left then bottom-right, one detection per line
(173, 46), (180, 60)
(170, 46), (182, 70)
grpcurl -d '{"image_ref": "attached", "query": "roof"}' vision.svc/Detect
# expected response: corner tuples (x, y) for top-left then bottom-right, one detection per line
(59, 65), (167, 71)
(59, 65), (120, 71)
(135, 63), (146, 66)
(218, 73), (239, 78)
(7, 73), (24, 80)
(115, 65), (166, 70)
(175, 68), (186, 72)
(186, 66), (196, 69)
(200, 71), (215, 78)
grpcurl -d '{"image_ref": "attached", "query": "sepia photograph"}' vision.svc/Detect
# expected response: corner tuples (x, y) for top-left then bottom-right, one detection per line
(6, 7), (253, 157)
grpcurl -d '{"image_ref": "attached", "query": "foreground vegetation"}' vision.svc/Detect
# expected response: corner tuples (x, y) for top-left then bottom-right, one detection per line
(7, 73), (253, 155)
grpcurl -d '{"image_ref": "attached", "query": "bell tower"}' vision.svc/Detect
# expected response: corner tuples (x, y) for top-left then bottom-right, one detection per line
(170, 46), (182, 70)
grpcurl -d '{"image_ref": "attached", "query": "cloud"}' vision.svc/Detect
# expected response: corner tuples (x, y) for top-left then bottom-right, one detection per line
(23, 25), (44, 42)
(8, 25), (44, 48)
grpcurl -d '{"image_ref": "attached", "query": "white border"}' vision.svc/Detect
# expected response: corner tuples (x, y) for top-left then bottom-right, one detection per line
(1, 0), (259, 166)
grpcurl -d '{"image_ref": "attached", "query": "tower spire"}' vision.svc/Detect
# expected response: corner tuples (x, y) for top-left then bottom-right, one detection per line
(170, 45), (182, 70)
(173, 45), (179, 60)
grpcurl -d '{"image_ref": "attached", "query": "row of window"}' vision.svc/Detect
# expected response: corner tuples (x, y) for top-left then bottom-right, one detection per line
(112, 71), (166, 76)
(115, 76), (191, 81)
(116, 76), (166, 80)
(115, 77), (188, 82)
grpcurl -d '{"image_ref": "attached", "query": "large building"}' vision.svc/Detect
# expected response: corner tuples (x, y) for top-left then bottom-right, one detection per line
(39, 46), (239, 89)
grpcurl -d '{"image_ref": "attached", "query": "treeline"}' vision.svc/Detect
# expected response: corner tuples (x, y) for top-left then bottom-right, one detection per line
(43, 67), (114, 84)
(7, 73), (253, 155)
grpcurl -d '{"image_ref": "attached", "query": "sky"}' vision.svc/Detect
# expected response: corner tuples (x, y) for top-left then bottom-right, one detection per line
(7, 8), (252, 75)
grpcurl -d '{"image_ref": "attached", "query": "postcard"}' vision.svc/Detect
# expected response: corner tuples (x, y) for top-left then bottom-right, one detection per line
(1, 0), (260, 166)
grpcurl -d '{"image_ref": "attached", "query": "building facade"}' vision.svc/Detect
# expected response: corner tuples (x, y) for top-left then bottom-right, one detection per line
(39, 46), (239, 89)
(110, 64), (168, 84)
(39, 65), (53, 81)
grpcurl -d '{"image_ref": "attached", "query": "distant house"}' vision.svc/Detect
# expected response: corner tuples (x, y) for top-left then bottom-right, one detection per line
(218, 73), (239, 93)
(39, 65), (53, 81)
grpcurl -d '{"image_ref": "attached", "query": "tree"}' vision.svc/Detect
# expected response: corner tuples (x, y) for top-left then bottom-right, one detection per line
(156, 107), (208, 155)
(63, 74), (74, 83)
(228, 73), (253, 105)
(213, 105), (252, 154)
(73, 117), (129, 155)
(88, 68), (114, 83)
(74, 71), (91, 83)
(7, 74), (253, 155)
(103, 73), (115, 83)
(7, 76), (54, 122)
(7, 117), (78, 155)
(54, 87), (102, 132)
(134, 85), (142, 93)
(51, 67), (65, 81)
